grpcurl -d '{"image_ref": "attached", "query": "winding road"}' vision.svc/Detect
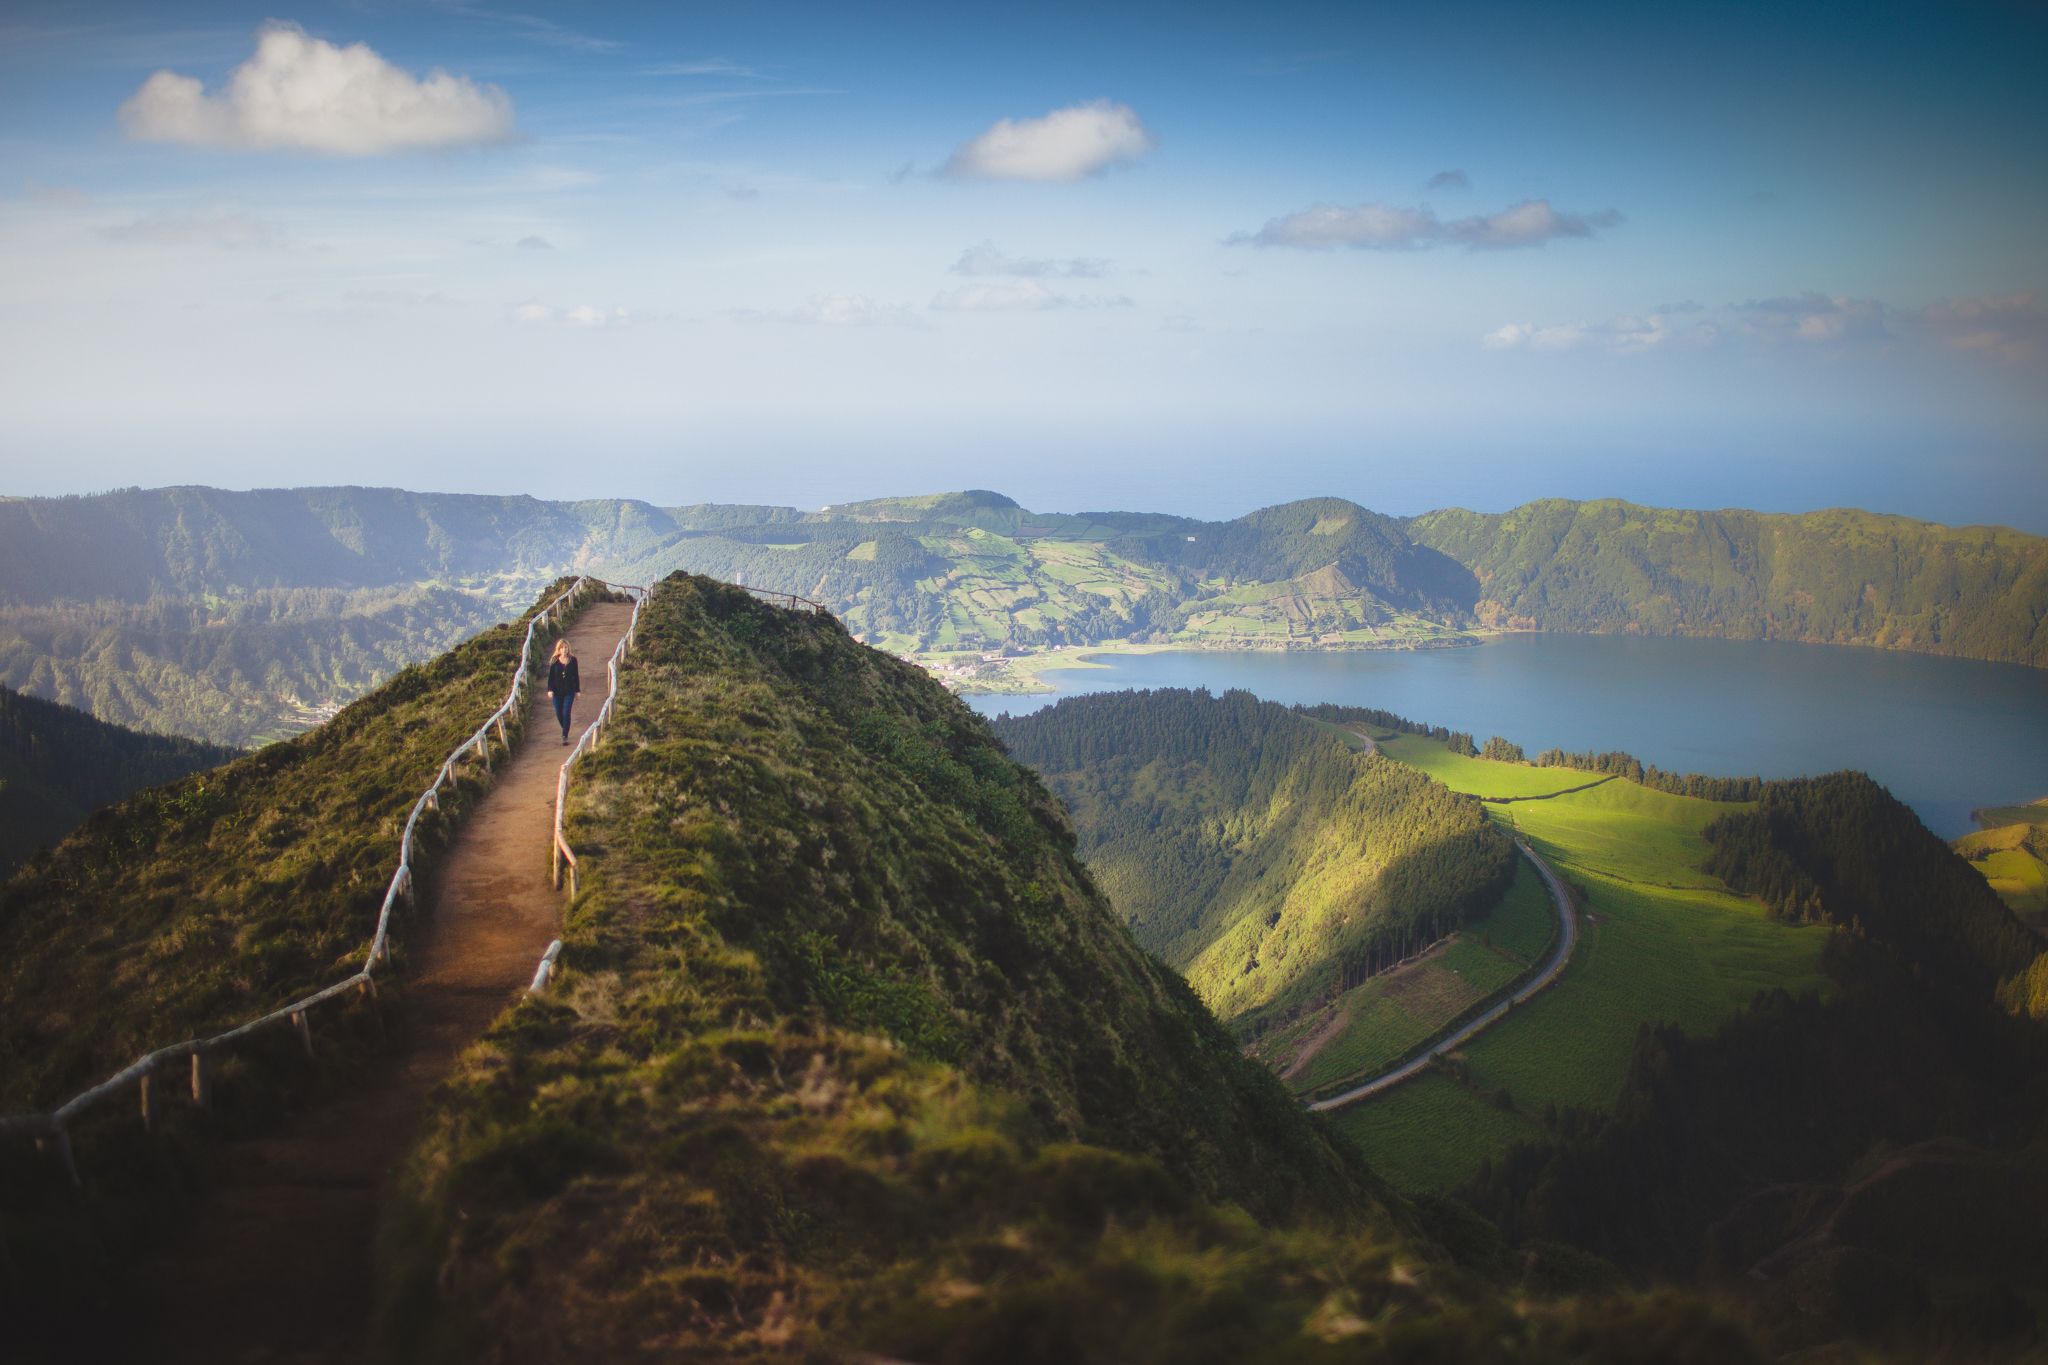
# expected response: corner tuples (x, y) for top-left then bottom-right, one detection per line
(1307, 840), (1578, 1113)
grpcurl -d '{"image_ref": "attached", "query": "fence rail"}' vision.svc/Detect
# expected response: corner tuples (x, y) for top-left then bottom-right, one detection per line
(0, 576), (613, 1170)
(3, 574), (833, 1178)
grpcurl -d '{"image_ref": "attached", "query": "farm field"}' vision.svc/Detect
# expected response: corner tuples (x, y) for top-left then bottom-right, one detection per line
(1376, 733), (1610, 800)
(1265, 862), (1557, 1096)
(1338, 736), (1832, 1191)
(1953, 803), (2048, 923)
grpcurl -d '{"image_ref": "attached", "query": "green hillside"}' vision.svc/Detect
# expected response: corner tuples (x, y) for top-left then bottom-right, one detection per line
(989, 689), (1516, 1034)
(0, 580), (588, 1113)
(380, 577), (1763, 1361)
(1407, 498), (2048, 666)
(1954, 800), (2048, 927)
(0, 684), (238, 874)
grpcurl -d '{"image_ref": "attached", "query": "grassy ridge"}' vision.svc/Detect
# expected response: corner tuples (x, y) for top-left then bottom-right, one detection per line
(379, 575), (1775, 1362)
(0, 580), (585, 1112)
(1339, 739), (1831, 1189)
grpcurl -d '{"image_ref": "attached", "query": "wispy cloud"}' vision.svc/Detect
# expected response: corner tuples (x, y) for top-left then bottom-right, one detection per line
(1425, 169), (1469, 191)
(1235, 197), (1622, 251)
(1734, 292), (1890, 345)
(942, 100), (1155, 182)
(433, 3), (619, 53)
(514, 234), (554, 250)
(107, 210), (284, 251)
(1916, 290), (2047, 364)
(642, 58), (767, 78)
(1483, 309), (1718, 355)
(931, 282), (1133, 312)
(513, 302), (634, 327)
(120, 23), (516, 155)
(949, 242), (1108, 279)
(728, 294), (921, 326)
(1249, 50), (1348, 77)
(1485, 289), (2047, 366)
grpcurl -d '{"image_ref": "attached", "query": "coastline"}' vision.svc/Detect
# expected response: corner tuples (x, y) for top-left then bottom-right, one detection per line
(909, 629), (1495, 697)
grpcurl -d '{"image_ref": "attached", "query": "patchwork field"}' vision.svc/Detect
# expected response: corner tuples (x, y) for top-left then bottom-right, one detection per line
(1257, 862), (1556, 1096)
(1331, 736), (1833, 1191)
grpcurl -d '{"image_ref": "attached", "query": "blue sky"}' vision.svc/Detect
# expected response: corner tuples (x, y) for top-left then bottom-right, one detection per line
(1, 0), (2043, 527)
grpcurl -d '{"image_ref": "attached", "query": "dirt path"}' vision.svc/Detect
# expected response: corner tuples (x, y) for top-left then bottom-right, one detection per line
(123, 601), (635, 1364)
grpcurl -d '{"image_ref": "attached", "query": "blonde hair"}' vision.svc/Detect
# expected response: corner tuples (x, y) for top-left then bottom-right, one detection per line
(551, 639), (572, 662)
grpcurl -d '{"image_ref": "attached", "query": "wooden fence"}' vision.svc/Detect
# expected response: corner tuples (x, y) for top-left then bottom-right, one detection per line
(0, 577), (609, 1180)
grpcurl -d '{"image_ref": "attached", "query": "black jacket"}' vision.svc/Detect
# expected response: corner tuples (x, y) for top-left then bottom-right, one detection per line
(547, 657), (580, 696)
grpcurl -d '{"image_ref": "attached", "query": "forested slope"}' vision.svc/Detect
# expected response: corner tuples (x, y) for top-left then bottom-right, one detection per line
(1467, 773), (2048, 1356)
(0, 685), (238, 873)
(379, 576), (1763, 1362)
(991, 689), (1516, 1033)
(1408, 499), (2048, 666)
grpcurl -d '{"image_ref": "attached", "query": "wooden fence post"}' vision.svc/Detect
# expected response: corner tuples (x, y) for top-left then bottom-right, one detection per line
(291, 1010), (314, 1060)
(190, 1052), (210, 1109)
(138, 1070), (157, 1133)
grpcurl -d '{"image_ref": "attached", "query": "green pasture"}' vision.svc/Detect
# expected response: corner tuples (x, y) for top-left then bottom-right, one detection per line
(1283, 861), (1555, 1095)
(1976, 847), (2048, 917)
(1376, 734), (1603, 799)
(1327, 1072), (1544, 1191)
(1336, 735), (1833, 1191)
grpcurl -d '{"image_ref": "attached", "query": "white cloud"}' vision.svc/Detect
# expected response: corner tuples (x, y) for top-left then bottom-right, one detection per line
(729, 294), (920, 326)
(119, 23), (515, 155)
(1240, 203), (1439, 250)
(515, 234), (553, 250)
(1484, 310), (1718, 355)
(942, 100), (1155, 182)
(1446, 199), (1622, 249)
(514, 302), (632, 327)
(950, 242), (1107, 278)
(1238, 197), (1621, 251)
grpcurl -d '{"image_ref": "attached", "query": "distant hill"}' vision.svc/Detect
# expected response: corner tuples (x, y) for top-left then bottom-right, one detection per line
(0, 684), (238, 874)
(1407, 499), (2048, 667)
(991, 688), (1516, 1034)
(4, 485), (2042, 746)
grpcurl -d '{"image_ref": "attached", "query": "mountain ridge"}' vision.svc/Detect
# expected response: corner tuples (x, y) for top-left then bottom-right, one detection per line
(5, 484), (2042, 746)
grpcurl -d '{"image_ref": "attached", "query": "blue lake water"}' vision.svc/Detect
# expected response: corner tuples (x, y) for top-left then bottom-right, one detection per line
(965, 634), (2048, 839)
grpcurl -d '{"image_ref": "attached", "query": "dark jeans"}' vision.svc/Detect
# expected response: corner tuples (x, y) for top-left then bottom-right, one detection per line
(552, 691), (576, 739)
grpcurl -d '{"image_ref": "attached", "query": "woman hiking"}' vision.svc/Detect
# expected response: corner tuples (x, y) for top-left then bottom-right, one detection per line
(546, 638), (581, 745)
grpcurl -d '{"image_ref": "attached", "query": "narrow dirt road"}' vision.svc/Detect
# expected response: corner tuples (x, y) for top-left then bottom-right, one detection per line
(122, 600), (635, 1365)
(1307, 841), (1577, 1113)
